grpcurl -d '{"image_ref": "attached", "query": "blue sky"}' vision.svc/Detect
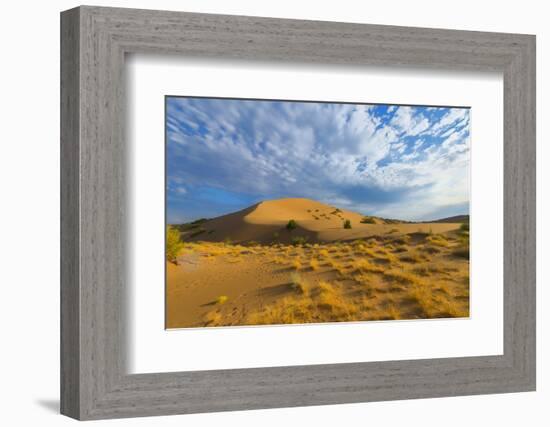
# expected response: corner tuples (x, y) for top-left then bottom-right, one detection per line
(166, 97), (470, 223)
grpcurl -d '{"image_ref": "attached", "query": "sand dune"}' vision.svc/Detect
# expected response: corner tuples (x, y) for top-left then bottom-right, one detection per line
(178, 197), (464, 244)
(167, 198), (470, 328)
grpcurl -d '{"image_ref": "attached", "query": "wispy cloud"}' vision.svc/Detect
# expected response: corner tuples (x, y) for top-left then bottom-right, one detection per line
(166, 98), (470, 222)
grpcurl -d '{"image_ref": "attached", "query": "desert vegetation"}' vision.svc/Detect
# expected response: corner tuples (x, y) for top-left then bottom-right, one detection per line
(166, 198), (469, 328)
(166, 225), (184, 264)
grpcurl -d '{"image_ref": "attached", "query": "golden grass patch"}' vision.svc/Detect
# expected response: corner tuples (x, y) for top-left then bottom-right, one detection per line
(246, 297), (313, 325)
(215, 295), (229, 305)
(290, 272), (307, 294)
(335, 263), (348, 275)
(391, 235), (411, 245)
(427, 234), (450, 247)
(204, 310), (222, 326)
(434, 295), (465, 318)
(318, 249), (330, 258)
(399, 251), (427, 263)
(271, 256), (286, 265)
(353, 273), (372, 285)
(353, 259), (385, 274)
(383, 270), (420, 285)
(309, 259), (320, 270)
(385, 303), (401, 320)
(433, 283), (452, 295)
(374, 251), (399, 264)
(177, 238), (469, 327)
(361, 247), (378, 258)
(290, 259), (302, 270)
(413, 264), (445, 276)
(420, 245), (442, 254)
(407, 283), (435, 316)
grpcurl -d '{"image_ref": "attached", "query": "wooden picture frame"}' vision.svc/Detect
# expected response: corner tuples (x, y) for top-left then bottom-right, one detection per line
(60, 5), (536, 420)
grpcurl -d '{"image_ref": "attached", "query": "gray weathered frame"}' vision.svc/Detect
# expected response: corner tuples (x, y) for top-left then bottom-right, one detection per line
(60, 5), (536, 420)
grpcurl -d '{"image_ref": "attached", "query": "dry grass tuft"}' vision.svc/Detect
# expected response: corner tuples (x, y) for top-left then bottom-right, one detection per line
(216, 295), (229, 305)
(374, 251), (399, 264)
(335, 263), (348, 275)
(327, 258), (341, 269)
(353, 273), (372, 285)
(383, 270), (420, 285)
(353, 259), (385, 274)
(290, 259), (302, 270)
(421, 245), (442, 254)
(399, 251), (427, 263)
(434, 295), (465, 317)
(361, 247), (378, 258)
(385, 304), (401, 320)
(318, 249), (330, 258)
(427, 234), (450, 247)
(391, 235), (411, 245)
(204, 310), (222, 326)
(413, 264), (445, 276)
(246, 297), (312, 325)
(407, 283), (434, 316)
(271, 256), (286, 265)
(317, 280), (335, 295)
(290, 272), (307, 294)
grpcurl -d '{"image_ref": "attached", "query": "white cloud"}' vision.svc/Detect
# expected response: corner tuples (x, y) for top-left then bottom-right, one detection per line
(390, 106), (431, 136)
(430, 108), (469, 135)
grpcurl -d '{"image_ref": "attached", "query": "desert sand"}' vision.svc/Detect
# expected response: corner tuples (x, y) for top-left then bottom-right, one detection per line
(166, 198), (469, 328)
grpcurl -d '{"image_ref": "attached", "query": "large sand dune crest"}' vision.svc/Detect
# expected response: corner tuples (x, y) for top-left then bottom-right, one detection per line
(177, 198), (465, 244)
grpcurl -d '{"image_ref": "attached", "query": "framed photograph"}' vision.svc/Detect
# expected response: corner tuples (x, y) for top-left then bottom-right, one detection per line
(164, 96), (472, 329)
(61, 6), (536, 420)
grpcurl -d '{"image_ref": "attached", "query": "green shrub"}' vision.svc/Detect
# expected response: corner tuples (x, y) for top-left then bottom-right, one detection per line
(286, 219), (297, 231)
(166, 226), (184, 263)
(452, 246), (470, 259)
(291, 236), (309, 246)
(460, 222), (470, 232)
(360, 216), (376, 224)
(343, 219), (352, 229)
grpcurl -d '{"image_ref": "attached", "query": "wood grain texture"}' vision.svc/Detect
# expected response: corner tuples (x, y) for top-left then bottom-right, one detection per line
(60, 5), (536, 420)
(60, 7), (80, 419)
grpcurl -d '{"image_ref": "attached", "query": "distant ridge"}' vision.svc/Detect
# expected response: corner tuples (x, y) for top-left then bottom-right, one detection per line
(428, 215), (469, 224)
